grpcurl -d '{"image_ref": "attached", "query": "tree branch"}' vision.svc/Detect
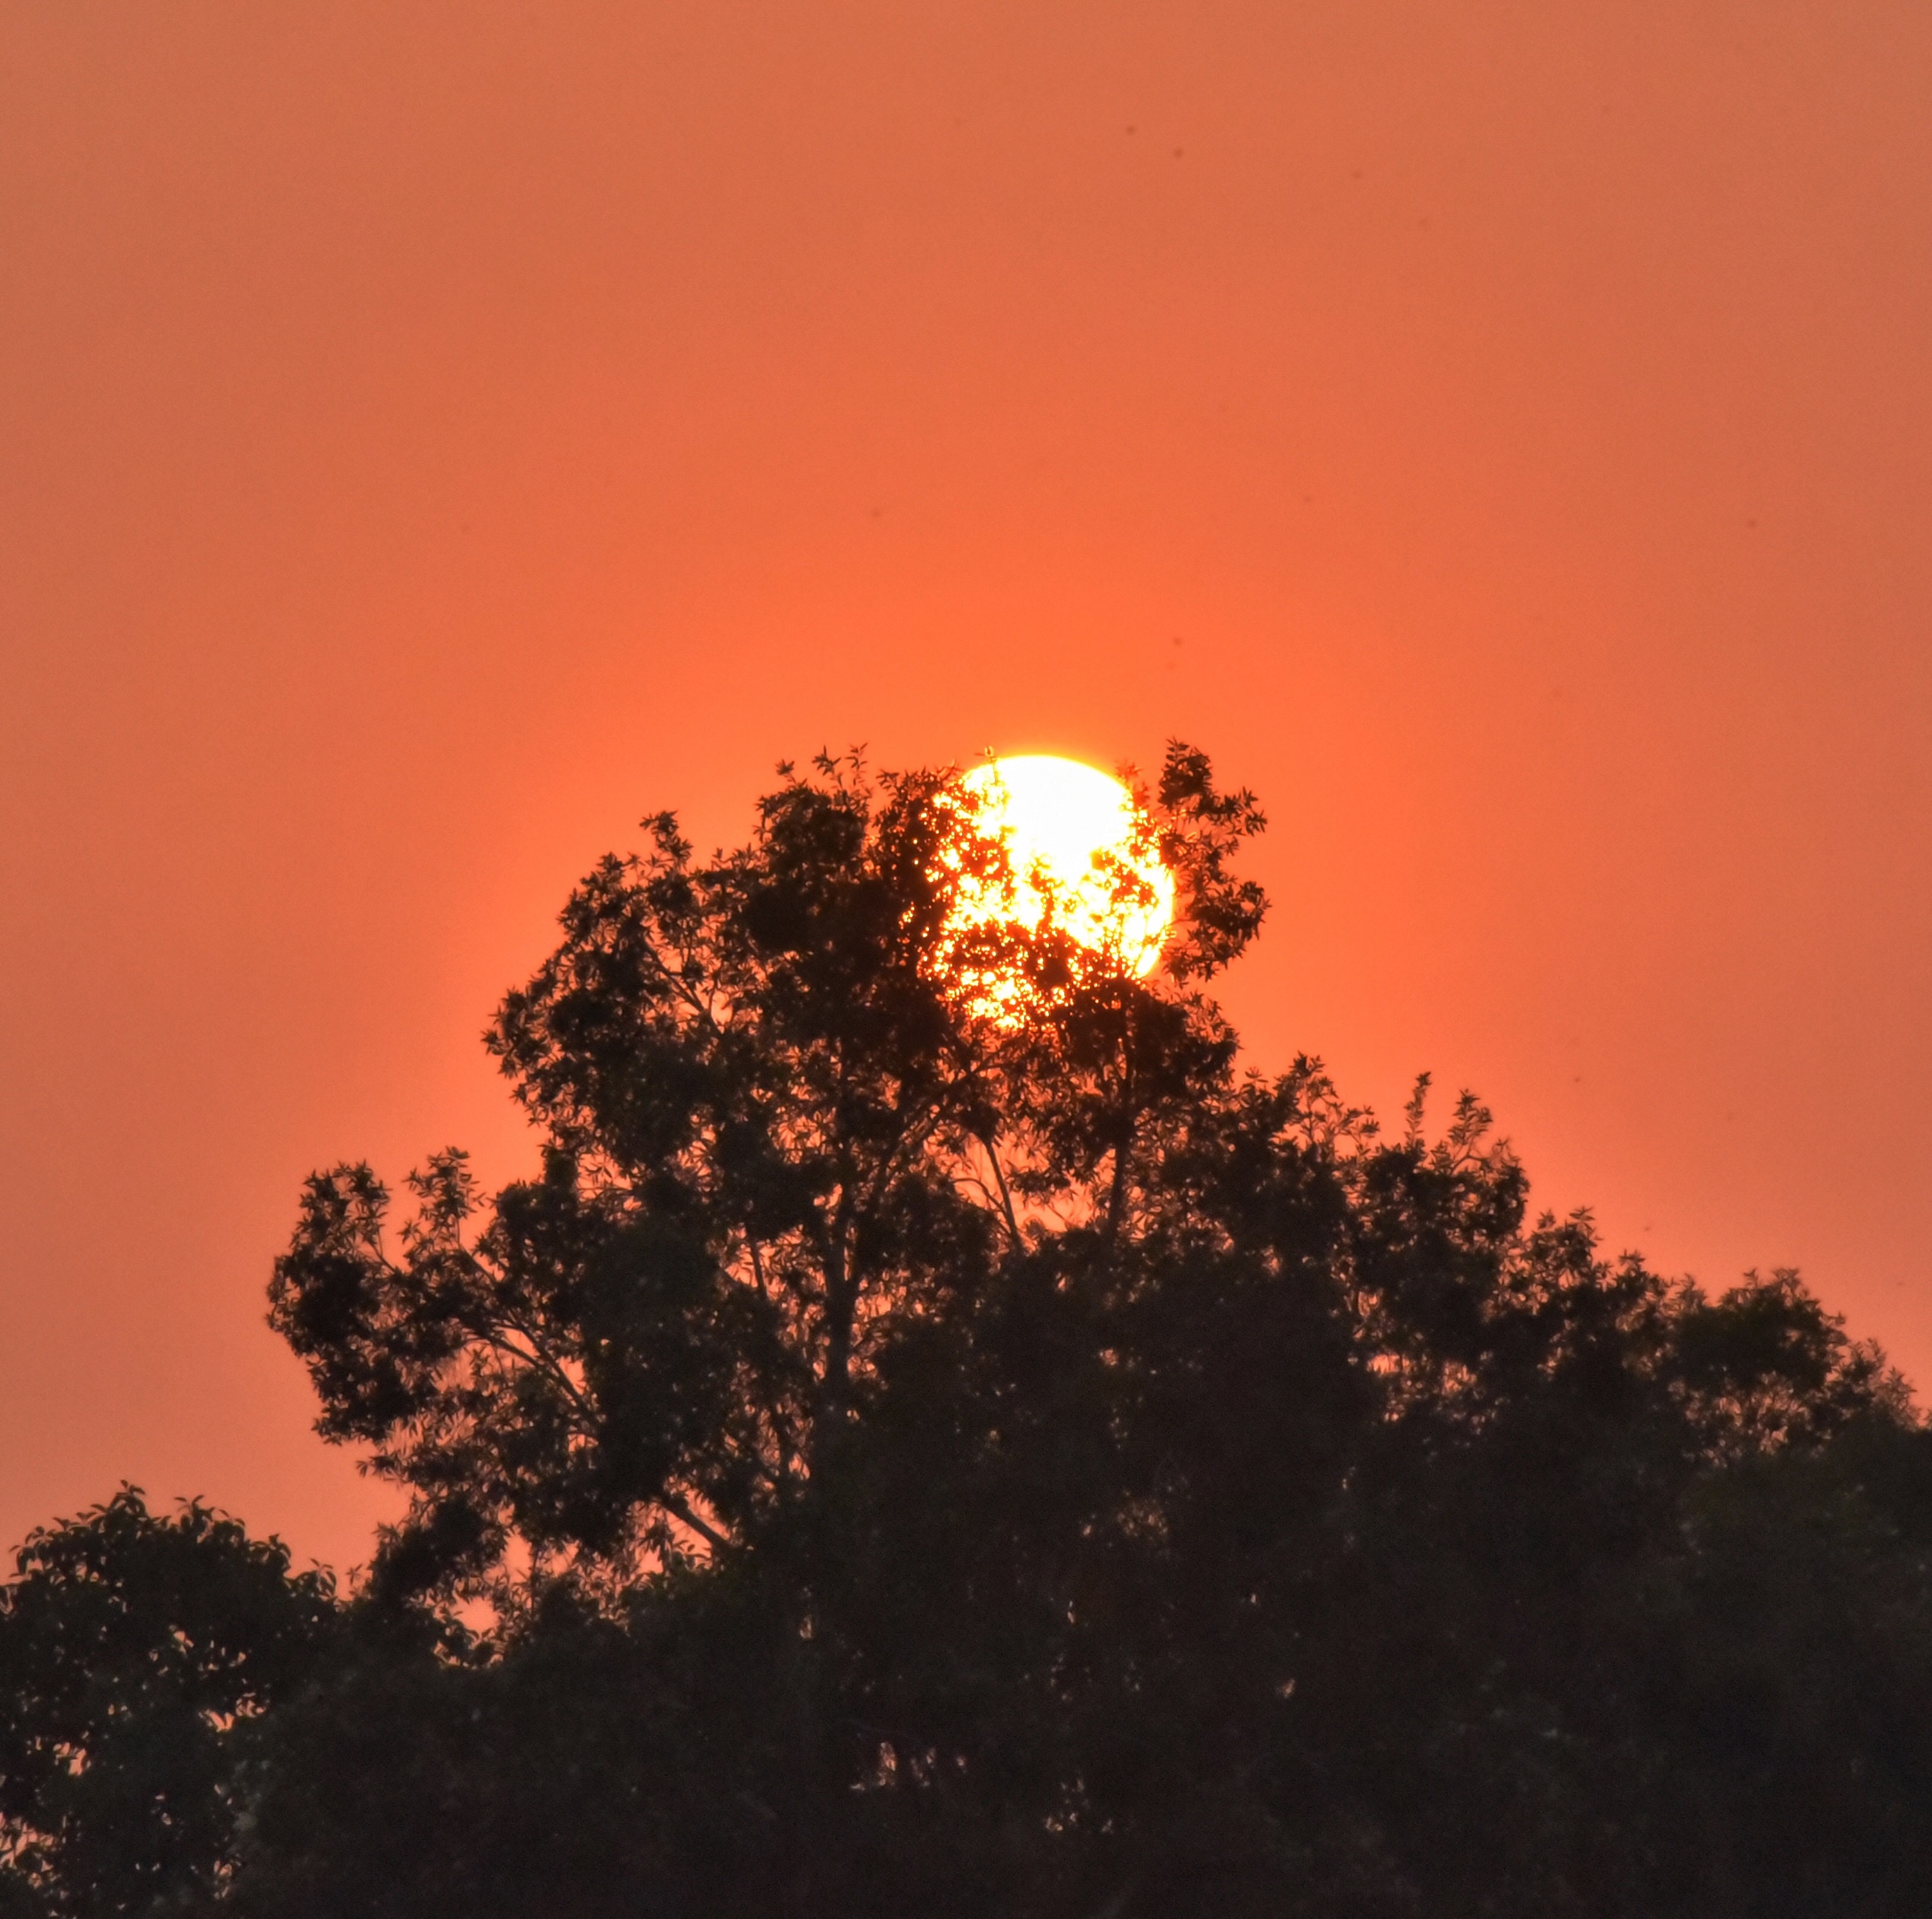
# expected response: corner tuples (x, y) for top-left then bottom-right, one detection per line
(976, 1129), (1022, 1247)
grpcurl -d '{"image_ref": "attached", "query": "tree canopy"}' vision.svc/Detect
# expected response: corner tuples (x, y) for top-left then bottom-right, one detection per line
(6, 745), (1931, 1917)
(0, 1490), (333, 1915)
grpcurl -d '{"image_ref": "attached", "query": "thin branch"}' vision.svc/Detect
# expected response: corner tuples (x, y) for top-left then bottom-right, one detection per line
(659, 1488), (732, 1555)
(743, 1236), (799, 1480)
(976, 1130), (1022, 1247)
(465, 1317), (596, 1424)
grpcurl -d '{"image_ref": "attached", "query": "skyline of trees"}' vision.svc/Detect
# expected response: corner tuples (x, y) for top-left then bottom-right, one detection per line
(4, 745), (1928, 1917)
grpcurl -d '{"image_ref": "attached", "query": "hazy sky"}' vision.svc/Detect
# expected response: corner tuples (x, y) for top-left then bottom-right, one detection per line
(4, 0), (1929, 1573)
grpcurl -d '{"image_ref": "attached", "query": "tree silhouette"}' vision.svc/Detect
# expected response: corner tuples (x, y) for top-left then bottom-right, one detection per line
(7, 745), (1931, 1917)
(266, 749), (1265, 1606)
(0, 1490), (333, 1915)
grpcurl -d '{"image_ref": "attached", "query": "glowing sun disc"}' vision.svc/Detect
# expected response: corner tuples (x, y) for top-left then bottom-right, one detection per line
(943, 755), (1174, 999)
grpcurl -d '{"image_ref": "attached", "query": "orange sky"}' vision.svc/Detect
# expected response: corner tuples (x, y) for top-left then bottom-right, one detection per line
(4, 1), (1929, 1574)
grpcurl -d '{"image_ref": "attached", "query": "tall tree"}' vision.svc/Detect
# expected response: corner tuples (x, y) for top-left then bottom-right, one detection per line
(266, 748), (1265, 1604)
(243, 745), (1932, 1918)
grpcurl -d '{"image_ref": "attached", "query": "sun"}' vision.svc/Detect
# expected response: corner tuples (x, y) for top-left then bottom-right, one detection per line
(936, 754), (1174, 1015)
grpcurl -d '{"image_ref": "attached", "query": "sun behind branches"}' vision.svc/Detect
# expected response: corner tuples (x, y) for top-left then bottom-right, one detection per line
(932, 754), (1175, 1021)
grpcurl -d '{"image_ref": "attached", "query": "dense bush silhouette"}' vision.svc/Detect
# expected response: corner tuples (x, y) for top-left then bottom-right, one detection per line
(5, 747), (1928, 1916)
(0, 1490), (333, 1915)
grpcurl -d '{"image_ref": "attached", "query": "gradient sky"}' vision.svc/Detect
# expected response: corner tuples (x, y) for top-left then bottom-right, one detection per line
(4, 0), (1929, 1574)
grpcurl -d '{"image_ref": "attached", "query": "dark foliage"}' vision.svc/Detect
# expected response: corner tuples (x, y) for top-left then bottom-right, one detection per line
(8, 745), (1930, 1915)
(0, 1490), (334, 1916)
